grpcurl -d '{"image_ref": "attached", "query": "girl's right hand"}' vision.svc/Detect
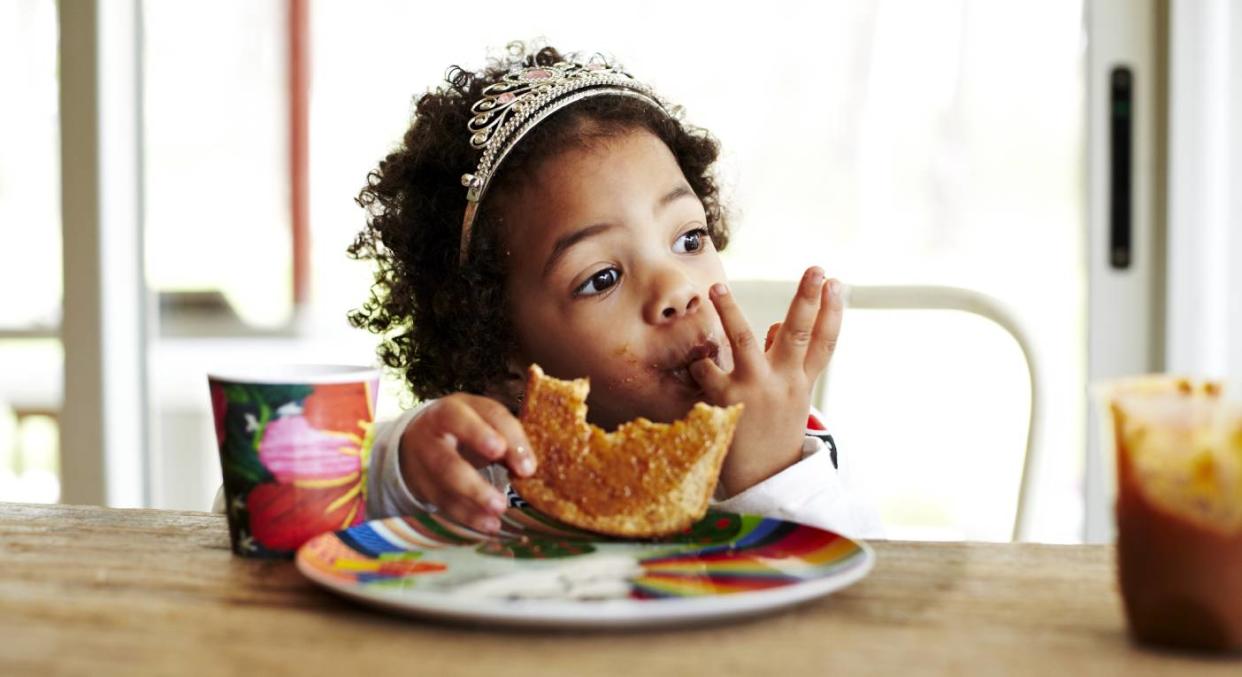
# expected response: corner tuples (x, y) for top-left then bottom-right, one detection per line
(397, 393), (536, 533)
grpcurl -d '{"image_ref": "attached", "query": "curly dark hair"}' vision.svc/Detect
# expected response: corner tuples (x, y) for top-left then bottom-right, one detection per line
(348, 45), (732, 403)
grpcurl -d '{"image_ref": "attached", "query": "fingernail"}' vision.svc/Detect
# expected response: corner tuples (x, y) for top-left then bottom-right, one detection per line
(829, 279), (842, 301)
(488, 494), (507, 513)
(515, 444), (537, 476)
(485, 435), (506, 455)
(479, 516), (501, 533)
(712, 282), (729, 297)
(810, 268), (825, 285)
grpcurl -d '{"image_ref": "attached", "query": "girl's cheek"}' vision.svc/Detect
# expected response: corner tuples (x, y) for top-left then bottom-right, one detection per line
(597, 344), (645, 396)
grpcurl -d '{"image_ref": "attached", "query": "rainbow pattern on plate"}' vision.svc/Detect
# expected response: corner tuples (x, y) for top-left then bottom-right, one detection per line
(633, 518), (864, 598)
(297, 504), (868, 600)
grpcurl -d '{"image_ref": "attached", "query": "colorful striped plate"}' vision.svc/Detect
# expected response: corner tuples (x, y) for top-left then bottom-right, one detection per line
(295, 505), (874, 628)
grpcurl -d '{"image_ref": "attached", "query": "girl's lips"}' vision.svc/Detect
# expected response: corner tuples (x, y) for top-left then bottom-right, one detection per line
(667, 365), (698, 390)
(661, 340), (722, 392)
(684, 342), (720, 365)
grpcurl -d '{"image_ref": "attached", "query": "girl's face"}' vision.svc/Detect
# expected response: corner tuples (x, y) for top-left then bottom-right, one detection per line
(504, 127), (734, 430)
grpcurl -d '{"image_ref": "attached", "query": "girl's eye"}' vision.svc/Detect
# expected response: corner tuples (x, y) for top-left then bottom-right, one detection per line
(574, 267), (622, 297)
(673, 228), (708, 254)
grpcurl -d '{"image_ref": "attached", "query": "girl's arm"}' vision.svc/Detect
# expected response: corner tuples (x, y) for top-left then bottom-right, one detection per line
(712, 412), (884, 539)
(365, 402), (434, 518)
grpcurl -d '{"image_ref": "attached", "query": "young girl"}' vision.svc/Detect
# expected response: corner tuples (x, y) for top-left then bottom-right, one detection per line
(349, 43), (880, 538)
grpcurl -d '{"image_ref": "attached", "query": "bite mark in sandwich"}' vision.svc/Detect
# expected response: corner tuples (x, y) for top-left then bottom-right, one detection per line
(513, 364), (743, 537)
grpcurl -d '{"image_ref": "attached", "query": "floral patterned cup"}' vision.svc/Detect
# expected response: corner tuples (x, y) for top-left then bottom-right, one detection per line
(208, 365), (380, 558)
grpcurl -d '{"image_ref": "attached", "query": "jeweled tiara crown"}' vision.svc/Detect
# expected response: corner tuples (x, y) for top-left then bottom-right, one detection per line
(457, 59), (673, 263)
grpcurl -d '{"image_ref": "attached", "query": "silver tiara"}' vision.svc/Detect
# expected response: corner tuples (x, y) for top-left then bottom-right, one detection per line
(457, 60), (671, 264)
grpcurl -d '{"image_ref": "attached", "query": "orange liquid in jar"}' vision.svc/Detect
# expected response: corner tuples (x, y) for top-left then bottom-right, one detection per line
(1112, 378), (1242, 651)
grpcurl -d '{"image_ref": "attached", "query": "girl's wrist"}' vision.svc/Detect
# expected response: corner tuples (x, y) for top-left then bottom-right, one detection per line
(718, 438), (804, 497)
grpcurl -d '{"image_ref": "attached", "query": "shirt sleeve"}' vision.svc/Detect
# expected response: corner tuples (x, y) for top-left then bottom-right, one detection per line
(362, 404), (889, 541)
(245, 400), (885, 540)
(365, 401), (436, 518)
(712, 430), (885, 540)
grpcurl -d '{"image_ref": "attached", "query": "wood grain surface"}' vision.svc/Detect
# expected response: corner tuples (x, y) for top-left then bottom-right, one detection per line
(1, 503), (1237, 676)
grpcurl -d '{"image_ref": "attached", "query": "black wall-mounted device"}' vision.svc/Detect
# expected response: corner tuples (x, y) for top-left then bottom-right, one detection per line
(1109, 66), (1133, 270)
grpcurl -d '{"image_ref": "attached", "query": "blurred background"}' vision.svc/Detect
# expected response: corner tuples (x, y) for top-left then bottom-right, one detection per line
(1, 0), (1239, 543)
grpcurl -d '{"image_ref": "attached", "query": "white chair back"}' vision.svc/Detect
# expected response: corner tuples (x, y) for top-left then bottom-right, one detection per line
(729, 281), (1039, 542)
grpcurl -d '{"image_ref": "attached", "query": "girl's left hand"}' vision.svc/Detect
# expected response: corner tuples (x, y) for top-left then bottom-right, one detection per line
(689, 266), (844, 497)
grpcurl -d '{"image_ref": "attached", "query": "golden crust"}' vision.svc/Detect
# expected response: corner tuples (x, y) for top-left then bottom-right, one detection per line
(512, 364), (743, 537)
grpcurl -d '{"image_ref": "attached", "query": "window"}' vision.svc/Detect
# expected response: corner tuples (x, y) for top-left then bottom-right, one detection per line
(0, 0), (61, 332)
(0, 0), (62, 503)
(142, 0), (293, 332)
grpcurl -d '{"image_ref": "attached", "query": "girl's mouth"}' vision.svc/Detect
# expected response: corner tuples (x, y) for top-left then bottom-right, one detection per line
(668, 365), (698, 390)
(661, 341), (721, 391)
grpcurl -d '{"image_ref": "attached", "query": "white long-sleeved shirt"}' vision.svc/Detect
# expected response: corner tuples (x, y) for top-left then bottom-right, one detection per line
(363, 402), (884, 539)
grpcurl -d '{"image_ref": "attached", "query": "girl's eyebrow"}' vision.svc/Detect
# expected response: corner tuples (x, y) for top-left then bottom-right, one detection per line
(541, 183), (696, 278)
(543, 223), (614, 278)
(658, 184), (695, 209)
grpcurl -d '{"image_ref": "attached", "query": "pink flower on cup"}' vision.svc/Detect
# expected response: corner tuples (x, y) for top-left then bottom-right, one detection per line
(247, 382), (375, 552)
(259, 416), (361, 482)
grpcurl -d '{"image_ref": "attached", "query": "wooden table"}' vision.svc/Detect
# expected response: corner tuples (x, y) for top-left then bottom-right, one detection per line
(2, 503), (1237, 675)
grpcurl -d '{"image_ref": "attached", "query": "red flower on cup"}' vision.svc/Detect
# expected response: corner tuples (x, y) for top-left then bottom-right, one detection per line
(247, 382), (376, 552)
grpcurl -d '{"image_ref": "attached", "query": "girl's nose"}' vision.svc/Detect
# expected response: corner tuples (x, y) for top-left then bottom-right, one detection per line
(644, 268), (702, 325)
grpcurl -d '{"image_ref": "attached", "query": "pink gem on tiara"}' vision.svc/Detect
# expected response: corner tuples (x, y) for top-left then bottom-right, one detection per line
(524, 69), (552, 80)
(497, 92), (516, 104)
